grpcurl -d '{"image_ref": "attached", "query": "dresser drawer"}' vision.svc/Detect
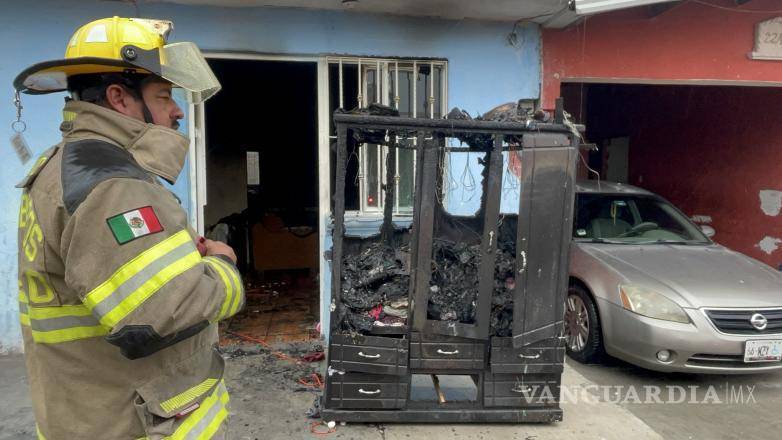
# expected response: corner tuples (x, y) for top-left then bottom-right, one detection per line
(489, 337), (565, 374)
(325, 372), (409, 409)
(483, 373), (561, 408)
(329, 334), (409, 375)
(409, 333), (485, 370)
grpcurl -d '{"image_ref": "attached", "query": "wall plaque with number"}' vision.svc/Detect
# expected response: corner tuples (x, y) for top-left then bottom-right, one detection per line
(751, 17), (782, 61)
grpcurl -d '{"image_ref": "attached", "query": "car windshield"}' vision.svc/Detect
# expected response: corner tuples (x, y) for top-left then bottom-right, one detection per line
(574, 193), (711, 244)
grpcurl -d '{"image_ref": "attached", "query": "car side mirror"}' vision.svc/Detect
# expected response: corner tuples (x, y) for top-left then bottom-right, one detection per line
(700, 225), (715, 238)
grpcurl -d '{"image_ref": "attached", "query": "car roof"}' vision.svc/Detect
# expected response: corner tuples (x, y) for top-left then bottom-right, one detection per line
(575, 180), (656, 196)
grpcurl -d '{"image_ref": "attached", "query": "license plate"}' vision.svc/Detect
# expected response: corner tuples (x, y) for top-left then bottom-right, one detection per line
(744, 340), (782, 363)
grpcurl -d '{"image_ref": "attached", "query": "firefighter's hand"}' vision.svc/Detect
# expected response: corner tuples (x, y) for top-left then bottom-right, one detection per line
(204, 239), (237, 264)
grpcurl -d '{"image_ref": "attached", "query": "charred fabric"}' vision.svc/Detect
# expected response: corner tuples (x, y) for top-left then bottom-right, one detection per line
(336, 103), (537, 337)
(337, 223), (518, 337)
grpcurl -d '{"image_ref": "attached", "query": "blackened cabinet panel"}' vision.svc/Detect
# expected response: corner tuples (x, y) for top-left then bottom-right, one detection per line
(329, 334), (409, 375)
(490, 337), (565, 374)
(484, 373), (561, 407)
(325, 373), (409, 409)
(409, 332), (486, 370)
(513, 134), (577, 348)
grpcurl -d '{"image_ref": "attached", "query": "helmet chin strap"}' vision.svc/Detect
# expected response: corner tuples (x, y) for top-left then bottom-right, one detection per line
(131, 80), (155, 124)
(118, 73), (155, 124)
(140, 99), (155, 124)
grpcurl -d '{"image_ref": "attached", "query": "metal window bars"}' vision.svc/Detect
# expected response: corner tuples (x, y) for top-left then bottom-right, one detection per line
(328, 57), (447, 214)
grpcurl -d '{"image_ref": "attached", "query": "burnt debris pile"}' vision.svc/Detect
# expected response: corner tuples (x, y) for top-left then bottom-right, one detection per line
(490, 234), (516, 337)
(447, 102), (546, 151)
(427, 240), (480, 324)
(338, 217), (519, 336)
(338, 242), (411, 333)
(426, 234), (516, 336)
(331, 105), (559, 337)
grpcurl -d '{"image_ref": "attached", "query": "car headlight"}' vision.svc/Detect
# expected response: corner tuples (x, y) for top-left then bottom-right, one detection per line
(619, 285), (690, 323)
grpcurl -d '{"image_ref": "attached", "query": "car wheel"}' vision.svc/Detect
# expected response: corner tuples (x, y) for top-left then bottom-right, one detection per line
(564, 284), (604, 363)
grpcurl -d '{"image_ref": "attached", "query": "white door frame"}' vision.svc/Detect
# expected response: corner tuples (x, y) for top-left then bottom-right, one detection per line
(191, 52), (330, 336)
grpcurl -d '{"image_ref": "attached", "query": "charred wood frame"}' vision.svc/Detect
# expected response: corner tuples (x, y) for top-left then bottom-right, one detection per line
(324, 100), (579, 423)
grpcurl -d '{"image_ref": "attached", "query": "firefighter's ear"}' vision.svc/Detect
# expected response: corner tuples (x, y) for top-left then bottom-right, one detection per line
(105, 84), (143, 120)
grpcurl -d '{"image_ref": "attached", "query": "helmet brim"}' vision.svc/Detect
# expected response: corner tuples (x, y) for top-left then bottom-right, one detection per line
(14, 57), (152, 94)
(16, 43), (222, 104)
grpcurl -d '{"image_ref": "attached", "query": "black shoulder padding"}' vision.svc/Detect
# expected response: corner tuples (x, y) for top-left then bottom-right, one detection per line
(61, 139), (152, 215)
(105, 321), (210, 360)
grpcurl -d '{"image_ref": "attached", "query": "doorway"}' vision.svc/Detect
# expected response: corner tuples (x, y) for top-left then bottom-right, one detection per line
(203, 57), (320, 343)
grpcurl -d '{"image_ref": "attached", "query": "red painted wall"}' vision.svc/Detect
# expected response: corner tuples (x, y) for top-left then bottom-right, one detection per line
(542, 0), (782, 109)
(623, 85), (782, 267)
(543, 1), (782, 267)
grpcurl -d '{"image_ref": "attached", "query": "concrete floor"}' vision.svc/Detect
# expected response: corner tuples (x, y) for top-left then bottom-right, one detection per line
(1, 347), (780, 440)
(0, 356), (34, 440)
(567, 356), (782, 440)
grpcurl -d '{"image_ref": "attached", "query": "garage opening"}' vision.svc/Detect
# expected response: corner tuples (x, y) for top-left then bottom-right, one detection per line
(204, 58), (320, 343)
(562, 82), (782, 268)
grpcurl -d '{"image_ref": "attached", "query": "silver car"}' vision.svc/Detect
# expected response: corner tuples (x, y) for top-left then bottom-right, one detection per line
(565, 181), (782, 373)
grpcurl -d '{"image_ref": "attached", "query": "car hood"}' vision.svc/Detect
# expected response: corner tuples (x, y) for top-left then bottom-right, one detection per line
(577, 243), (782, 308)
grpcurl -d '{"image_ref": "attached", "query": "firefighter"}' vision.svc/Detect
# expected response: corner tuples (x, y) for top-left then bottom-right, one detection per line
(13, 17), (243, 439)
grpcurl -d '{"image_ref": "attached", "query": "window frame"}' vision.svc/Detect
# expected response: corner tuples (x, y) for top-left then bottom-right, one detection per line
(327, 57), (448, 216)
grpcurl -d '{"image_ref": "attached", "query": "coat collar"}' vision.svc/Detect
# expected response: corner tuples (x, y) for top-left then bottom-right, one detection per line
(60, 100), (188, 184)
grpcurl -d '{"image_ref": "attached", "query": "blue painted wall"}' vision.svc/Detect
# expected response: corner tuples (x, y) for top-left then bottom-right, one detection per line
(0, 0), (541, 351)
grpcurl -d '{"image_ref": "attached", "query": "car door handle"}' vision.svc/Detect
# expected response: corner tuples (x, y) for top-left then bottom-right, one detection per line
(519, 353), (541, 359)
(358, 388), (382, 395)
(358, 351), (381, 359)
(436, 349), (459, 355)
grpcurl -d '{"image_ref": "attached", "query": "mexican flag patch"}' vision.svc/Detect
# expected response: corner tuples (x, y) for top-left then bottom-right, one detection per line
(107, 206), (163, 244)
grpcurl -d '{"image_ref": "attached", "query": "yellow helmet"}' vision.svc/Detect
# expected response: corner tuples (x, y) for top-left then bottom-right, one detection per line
(14, 17), (220, 103)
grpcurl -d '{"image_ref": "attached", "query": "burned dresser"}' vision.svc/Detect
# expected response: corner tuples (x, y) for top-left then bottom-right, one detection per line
(323, 100), (578, 423)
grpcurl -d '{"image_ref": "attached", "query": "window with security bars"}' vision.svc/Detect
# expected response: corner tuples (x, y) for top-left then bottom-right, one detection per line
(328, 58), (448, 214)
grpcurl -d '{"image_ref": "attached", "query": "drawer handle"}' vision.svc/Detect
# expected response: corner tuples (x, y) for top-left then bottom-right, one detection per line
(519, 353), (541, 359)
(511, 385), (532, 394)
(358, 388), (382, 395)
(437, 349), (460, 355)
(358, 351), (381, 359)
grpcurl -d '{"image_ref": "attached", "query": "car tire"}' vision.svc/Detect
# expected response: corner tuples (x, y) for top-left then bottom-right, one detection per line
(565, 284), (604, 364)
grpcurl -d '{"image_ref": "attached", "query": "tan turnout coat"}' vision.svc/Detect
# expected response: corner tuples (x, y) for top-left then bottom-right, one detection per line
(17, 100), (244, 440)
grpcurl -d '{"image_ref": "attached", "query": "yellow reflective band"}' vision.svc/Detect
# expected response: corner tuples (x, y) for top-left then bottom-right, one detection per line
(37, 425), (46, 440)
(85, 230), (193, 306)
(84, 230), (203, 328)
(24, 155), (50, 180)
(160, 377), (218, 413)
(200, 396), (229, 440)
(100, 250), (201, 327)
(19, 292), (30, 326)
(19, 290), (30, 327)
(209, 257), (243, 315)
(204, 257), (234, 322)
(26, 303), (109, 344)
(28, 304), (91, 320)
(209, 257), (241, 290)
(168, 381), (229, 440)
(62, 110), (77, 122)
(31, 325), (108, 344)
